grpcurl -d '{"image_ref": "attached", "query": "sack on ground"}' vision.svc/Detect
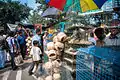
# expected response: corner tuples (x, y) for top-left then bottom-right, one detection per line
(14, 55), (23, 65)
(14, 56), (20, 66)
(18, 55), (23, 63)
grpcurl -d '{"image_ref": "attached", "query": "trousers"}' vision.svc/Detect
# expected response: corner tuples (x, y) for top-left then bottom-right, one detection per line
(9, 52), (17, 70)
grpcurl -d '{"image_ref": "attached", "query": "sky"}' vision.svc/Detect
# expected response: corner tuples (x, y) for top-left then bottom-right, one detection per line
(12, 0), (42, 15)
(13, 0), (38, 9)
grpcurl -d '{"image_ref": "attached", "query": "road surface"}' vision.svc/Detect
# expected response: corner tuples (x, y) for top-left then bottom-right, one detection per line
(0, 58), (37, 80)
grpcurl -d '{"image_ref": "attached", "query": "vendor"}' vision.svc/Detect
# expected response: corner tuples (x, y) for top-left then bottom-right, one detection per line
(104, 27), (120, 78)
(104, 27), (120, 46)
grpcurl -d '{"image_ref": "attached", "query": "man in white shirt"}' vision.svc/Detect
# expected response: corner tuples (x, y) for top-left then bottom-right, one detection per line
(6, 31), (18, 70)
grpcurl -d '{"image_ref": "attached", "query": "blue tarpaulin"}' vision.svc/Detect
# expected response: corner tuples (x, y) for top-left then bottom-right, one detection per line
(77, 46), (120, 66)
(76, 46), (120, 80)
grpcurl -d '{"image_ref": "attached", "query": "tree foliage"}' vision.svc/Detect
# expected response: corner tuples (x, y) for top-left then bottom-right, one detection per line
(35, 0), (48, 12)
(0, 0), (31, 30)
(35, 0), (46, 4)
(28, 10), (49, 24)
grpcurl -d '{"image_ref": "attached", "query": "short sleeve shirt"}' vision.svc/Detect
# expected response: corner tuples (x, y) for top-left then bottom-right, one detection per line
(30, 46), (42, 61)
(104, 33), (120, 46)
(6, 37), (15, 53)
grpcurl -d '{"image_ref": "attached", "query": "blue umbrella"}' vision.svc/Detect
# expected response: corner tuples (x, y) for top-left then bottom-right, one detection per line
(101, 0), (113, 11)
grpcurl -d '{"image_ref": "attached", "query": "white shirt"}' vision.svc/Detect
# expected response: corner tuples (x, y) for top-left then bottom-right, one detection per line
(104, 33), (120, 46)
(30, 46), (42, 61)
(6, 37), (15, 53)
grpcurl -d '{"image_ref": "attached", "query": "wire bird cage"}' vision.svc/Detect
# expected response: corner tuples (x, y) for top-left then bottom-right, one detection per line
(113, 0), (120, 8)
(76, 46), (120, 80)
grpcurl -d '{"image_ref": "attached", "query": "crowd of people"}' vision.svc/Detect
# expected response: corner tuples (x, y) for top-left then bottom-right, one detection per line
(0, 23), (120, 79)
(0, 24), (56, 78)
(0, 27), (27, 70)
(0, 24), (43, 70)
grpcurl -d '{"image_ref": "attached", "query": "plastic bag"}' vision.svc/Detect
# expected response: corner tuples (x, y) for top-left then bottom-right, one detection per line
(14, 54), (23, 66)
(6, 52), (11, 61)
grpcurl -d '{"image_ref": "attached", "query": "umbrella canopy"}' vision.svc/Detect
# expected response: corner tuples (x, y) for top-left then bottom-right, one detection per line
(45, 0), (108, 12)
(46, 0), (66, 10)
(101, 0), (113, 11)
(41, 7), (62, 17)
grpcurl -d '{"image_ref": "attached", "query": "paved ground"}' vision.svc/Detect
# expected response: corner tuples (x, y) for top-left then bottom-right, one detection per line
(0, 58), (73, 80)
(0, 58), (37, 80)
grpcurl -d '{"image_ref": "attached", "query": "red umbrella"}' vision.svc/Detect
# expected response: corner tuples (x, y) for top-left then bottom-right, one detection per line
(48, 0), (66, 10)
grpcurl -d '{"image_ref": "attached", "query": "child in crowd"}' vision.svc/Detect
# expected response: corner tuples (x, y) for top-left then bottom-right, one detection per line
(30, 40), (42, 74)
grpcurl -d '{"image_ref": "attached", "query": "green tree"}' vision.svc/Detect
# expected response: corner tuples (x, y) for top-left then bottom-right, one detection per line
(28, 10), (49, 24)
(35, 0), (48, 12)
(0, 1), (31, 31)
